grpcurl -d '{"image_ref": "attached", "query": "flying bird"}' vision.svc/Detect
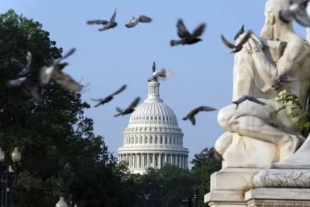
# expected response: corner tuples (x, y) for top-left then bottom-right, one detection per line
(279, 0), (310, 27)
(170, 19), (206, 46)
(182, 106), (217, 126)
(39, 48), (82, 92)
(147, 68), (175, 82)
(7, 76), (43, 103)
(234, 25), (244, 40)
(125, 15), (152, 28)
(272, 74), (298, 89)
(87, 9), (117, 31)
(221, 30), (253, 53)
(91, 84), (127, 107)
(114, 97), (140, 117)
(233, 95), (266, 109)
(11, 52), (32, 76)
(195, 147), (223, 161)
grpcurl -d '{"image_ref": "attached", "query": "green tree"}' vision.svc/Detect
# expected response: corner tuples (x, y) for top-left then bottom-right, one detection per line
(190, 153), (222, 206)
(0, 9), (122, 207)
(136, 165), (193, 207)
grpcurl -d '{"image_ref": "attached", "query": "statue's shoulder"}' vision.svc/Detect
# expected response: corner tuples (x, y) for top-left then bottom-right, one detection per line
(283, 35), (310, 58)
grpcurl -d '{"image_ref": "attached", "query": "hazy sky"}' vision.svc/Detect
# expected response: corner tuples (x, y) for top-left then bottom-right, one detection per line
(0, 0), (307, 164)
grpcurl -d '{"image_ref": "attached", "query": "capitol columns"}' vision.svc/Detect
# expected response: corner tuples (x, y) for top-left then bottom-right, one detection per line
(152, 153), (155, 168)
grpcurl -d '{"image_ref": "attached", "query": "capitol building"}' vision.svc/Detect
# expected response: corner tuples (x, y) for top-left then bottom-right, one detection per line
(117, 75), (189, 174)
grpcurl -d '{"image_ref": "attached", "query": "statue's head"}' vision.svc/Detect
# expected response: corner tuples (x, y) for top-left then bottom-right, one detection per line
(261, 0), (292, 39)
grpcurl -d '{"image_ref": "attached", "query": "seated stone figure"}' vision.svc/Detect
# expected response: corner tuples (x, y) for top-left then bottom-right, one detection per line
(214, 0), (310, 168)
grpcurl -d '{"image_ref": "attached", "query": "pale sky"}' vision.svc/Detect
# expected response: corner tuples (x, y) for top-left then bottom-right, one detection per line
(0, 0), (307, 164)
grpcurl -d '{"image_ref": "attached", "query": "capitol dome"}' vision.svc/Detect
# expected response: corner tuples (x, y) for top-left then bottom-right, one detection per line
(117, 73), (189, 174)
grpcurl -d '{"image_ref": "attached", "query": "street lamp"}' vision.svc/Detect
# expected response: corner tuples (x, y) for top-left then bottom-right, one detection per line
(0, 147), (22, 207)
(193, 187), (199, 207)
(11, 148), (21, 163)
(55, 197), (68, 207)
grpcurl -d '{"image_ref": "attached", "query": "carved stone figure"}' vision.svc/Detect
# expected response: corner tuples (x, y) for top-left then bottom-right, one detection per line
(214, 0), (310, 168)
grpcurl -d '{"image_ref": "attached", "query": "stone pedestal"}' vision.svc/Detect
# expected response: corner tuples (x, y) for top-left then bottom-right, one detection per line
(205, 168), (263, 207)
(222, 134), (278, 169)
(245, 188), (310, 206)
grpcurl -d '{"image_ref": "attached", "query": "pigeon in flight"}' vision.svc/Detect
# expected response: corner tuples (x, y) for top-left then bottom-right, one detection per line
(87, 9), (117, 31)
(221, 30), (253, 53)
(91, 84), (127, 107)
(7, 76), (43, 103)
(183, 106), (217, 126)
(11, 52), (32, 76)
(195, 147), (223, 161)
(279, 0), (310, 27)
(147, 68), (175, 82)
(233, 95), (266, 109)
(170, 19), (206, 46)
(125, 15), (152, 28)
(114, 97), (140, 117)
(272, 74), (298, 89)
(39, 48), (82, 92)
(234, 25), (244, 40)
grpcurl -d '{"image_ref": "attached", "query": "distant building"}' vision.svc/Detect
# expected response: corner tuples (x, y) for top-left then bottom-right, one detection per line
(117, 73), (189, 174)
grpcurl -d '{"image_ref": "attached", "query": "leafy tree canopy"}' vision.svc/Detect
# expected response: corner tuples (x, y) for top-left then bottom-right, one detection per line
(0, 9), (123, 207)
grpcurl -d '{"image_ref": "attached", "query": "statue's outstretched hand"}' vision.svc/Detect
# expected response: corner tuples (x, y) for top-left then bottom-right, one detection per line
(236, 32), (263, 54)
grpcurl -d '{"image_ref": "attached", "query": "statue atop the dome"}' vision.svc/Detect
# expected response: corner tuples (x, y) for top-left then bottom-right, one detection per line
(151, 61), (158, 82)
(214, 0), (310, 168)
(152, 61), (156, 73)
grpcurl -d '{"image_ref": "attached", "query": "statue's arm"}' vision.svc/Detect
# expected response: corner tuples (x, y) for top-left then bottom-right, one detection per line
(251, 39), (303, 86)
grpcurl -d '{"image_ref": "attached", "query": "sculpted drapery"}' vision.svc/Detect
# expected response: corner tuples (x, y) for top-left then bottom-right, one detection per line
(214, 0), (310, 168)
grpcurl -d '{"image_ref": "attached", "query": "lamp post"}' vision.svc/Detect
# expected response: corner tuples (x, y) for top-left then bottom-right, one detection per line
(193, 187), (199, 207)
(0, 147), (22, 207)
(55, 197), (68, 207)
(56, 196), (77, 207)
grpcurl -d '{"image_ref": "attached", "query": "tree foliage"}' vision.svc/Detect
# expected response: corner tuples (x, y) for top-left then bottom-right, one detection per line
(0, 9), (221, 207)
(190, 157), (222, 206)
(270, 87), (310, 135)
(0, 9), (124, 207)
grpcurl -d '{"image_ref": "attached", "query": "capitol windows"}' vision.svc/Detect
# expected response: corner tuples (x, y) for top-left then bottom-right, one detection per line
(169, 137), (172, 144)
(131, 137), (134, 144)
(173, 137), (175, 144)
(150, 136), (153, 143)
(144, 136), (147, 144)
(135, 137), (138, 144)
(139, 136), (142, 144)
(128, 137), (130, 144)
(164, 137), (167, 144)
(160, 136), (162, 144)
(155, 136), (158, 144)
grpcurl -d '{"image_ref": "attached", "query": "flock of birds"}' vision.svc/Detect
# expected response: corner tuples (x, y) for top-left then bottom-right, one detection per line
(6, 0), (310, 160)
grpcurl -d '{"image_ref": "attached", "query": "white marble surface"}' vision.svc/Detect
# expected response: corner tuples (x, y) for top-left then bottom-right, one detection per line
(246, 188), (310, 207)
(214, 0), (310, 168)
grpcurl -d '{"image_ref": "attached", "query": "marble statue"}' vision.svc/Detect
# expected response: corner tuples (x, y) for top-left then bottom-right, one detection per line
(214, 0), (310, 168)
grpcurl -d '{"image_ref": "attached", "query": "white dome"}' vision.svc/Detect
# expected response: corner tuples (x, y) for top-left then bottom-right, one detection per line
(129, 101), (179, 126)
(117, 77), (189, 174)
